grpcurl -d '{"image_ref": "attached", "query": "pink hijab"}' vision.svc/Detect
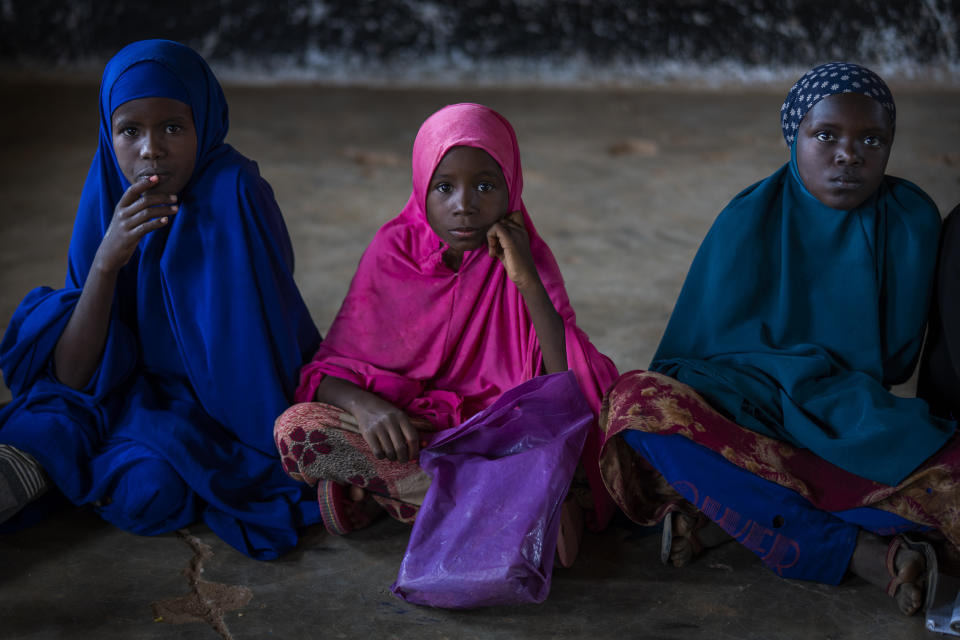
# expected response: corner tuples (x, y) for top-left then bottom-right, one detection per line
(296, 103), (618, 527)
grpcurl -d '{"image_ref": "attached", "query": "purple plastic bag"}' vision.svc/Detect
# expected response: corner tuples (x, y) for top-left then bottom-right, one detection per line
(390, 371), (593, 608)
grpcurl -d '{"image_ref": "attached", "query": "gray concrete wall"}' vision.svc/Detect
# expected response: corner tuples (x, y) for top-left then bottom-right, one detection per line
(1, 0), (958, 85)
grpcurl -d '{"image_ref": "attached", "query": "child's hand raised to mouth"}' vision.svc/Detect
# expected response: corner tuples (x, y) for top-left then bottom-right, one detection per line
(95, 174), (178, 274)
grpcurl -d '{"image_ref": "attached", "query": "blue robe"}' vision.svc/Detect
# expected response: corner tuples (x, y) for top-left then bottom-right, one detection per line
(0, 40), (321, 559)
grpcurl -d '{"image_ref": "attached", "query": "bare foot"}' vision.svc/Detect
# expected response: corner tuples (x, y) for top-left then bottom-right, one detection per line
(667, 511), (731, 567)
(556, 499), (585, 569)
(849, 531), (926, 616)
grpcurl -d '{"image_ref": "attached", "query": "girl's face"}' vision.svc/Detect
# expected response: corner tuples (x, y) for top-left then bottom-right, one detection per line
(425, 145), (509, 262)
(795, 92), (892, 210)
(111, 97), (197, 195)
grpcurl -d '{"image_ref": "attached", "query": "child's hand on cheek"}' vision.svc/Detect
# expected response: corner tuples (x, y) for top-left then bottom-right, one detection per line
(487, 210), (539, 290)
(93, 175), (178, 274)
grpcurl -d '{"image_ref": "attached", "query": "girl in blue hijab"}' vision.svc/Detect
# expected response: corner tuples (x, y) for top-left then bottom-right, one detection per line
(599, 62), (956, 616)
(0, 40), (321, 560)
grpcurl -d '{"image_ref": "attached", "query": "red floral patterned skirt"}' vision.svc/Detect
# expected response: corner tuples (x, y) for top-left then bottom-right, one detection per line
(599, 370), (960, 553)
(273, 402), (431, 524)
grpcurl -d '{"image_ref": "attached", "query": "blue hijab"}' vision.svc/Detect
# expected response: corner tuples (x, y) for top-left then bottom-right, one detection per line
(651, 63), (953, 486)
(0, 40), (321, 557)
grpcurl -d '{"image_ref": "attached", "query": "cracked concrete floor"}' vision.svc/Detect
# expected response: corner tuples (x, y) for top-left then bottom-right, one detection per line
(1, 81), (959, 639)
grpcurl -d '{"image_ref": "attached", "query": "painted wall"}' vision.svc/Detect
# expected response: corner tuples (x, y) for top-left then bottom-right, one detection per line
(1, 0), (957, 84)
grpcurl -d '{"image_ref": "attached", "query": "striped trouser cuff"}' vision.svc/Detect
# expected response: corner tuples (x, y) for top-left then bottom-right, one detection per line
(0, 444), (50, 521)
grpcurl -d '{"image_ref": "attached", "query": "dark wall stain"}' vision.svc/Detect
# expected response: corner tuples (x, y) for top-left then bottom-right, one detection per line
(2, 1), (957, 82)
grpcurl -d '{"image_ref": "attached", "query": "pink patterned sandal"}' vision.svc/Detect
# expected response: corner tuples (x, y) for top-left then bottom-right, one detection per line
(317, 480), (384, 535)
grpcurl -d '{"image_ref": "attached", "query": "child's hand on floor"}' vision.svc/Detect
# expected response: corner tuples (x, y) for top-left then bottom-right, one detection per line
(94, 175), (178, 273)
(487, 210), (539, 290)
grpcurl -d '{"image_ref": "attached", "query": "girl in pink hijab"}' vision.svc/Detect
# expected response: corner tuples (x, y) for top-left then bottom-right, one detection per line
(274, 103), (618, 566)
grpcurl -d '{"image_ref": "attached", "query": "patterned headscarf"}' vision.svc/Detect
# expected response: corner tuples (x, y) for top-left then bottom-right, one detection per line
(780, 62), (896, 146)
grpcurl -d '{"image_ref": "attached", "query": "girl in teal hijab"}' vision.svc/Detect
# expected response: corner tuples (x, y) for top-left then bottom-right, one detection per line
(600, 62), (956, 617)
(652, 62), (952, 486)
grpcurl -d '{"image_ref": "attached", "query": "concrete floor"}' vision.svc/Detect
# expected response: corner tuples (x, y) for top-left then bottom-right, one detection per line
(1, 81), (959, 639)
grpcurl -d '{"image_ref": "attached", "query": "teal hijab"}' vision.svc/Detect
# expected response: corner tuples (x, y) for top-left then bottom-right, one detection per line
(651, 65), (953, 486)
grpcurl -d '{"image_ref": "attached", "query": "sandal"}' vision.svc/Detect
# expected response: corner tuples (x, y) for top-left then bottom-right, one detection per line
(317, 480), (384, 535)
(885, 534), (938, 616)
(660, 507), (708, 567)
(556, 499), (584, 569)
